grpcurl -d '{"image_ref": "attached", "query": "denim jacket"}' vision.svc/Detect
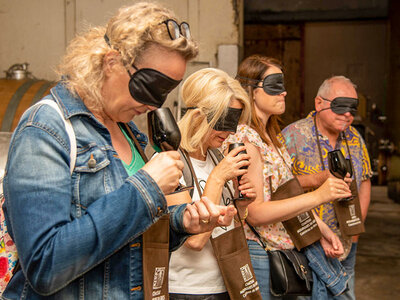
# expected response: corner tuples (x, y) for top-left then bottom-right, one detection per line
(2, 82), (189, 299)
(304, 242), (350, 299)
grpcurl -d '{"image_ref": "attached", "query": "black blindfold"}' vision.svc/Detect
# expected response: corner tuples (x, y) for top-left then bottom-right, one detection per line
(104, 34), (181, 107)
(211, 107), (243, 132)
(237, 73), (286, 95)
(320, 96), (358, 116)
(185, 107), (243, 132)
(128, 66), (182, 108)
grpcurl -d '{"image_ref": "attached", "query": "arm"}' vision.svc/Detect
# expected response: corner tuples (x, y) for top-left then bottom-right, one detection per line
(184, 147), (250, 251)
(296, 170), (331, 190)
(352, 178), (371, 242)
(313, 211), (344, 258)
(4, 140), (169, 294)
(245, 142), (351, 227)
(2, 107), (183, 295)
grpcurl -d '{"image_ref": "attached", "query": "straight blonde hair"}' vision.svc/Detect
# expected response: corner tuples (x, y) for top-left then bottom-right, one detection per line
(179, 68), (251, 154)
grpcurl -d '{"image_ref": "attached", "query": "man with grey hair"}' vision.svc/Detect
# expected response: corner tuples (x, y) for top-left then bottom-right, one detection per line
(282, 76), (372, 299)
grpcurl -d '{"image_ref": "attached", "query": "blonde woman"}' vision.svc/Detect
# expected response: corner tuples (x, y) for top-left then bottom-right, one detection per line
(167, 68), (257, 300)
(2, 3), (235, 299)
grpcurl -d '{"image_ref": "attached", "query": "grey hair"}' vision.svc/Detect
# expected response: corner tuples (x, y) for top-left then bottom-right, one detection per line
(317, 76), (357, 98)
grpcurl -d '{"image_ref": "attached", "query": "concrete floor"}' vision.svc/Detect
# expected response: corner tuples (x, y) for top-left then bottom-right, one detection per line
(355, 186), (400, 299)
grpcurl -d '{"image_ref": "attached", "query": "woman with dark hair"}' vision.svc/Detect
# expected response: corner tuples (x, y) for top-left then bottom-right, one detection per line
(224, 55), (352, 299)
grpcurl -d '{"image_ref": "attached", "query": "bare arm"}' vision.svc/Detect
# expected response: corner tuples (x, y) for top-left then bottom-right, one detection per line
(358, 179), (371, 221)
(313, 211), (344, 258)
(183, 147), (250, 251)
(352, 178), (371, 242)
(296, 170), (331, 190)
(245, 142), (351, 226)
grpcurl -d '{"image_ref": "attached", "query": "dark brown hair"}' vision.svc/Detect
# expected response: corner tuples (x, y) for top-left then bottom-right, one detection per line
(236, 55), (283, 147)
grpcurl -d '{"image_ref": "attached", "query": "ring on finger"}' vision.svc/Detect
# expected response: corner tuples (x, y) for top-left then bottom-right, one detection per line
(201, 218), (210, 224)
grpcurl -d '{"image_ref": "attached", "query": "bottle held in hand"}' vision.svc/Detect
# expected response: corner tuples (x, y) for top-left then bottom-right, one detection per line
(228, 142), (248, 201)
(328, 150), (353, 201)
(148, 107), (193, 194)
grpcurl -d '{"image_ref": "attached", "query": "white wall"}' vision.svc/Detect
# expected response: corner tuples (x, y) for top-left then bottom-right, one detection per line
(0, 0), (241, 144)
(0, 0), (241, 80)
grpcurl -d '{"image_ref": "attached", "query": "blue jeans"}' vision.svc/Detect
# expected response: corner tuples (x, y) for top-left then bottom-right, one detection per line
(247, 240), (287, 300)
(299, 243), (358, 300)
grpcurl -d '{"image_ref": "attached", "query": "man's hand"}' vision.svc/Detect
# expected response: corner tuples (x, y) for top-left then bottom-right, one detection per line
(183, 197), (236, 234)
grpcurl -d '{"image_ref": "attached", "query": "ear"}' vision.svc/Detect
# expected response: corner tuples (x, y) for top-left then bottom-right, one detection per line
(315, 96), (323, 112)
(251, 88), (257, 101)
(103, 51), (121, 76)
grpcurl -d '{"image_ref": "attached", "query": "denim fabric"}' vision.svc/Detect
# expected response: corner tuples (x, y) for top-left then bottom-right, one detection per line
(337, 243), (357, 300)
(299, 243), (357, 300)
(2, 82), (189, 299)
(304, 242), (350, 299)
(247, 240), (283, 300)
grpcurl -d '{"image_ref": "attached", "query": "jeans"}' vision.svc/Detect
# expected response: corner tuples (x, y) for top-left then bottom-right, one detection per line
(299, 243), (358, 300)
(247, 240), (297, 300)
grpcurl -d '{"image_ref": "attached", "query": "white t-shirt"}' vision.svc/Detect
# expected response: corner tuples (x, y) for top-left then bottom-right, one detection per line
(168, 152), (235, 294)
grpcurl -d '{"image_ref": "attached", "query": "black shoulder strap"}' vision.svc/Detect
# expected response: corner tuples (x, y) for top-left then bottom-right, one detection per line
(178, 148), (194, 198)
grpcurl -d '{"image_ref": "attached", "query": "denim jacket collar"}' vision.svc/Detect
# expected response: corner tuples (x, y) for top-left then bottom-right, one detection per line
(50, 82), (148, 148)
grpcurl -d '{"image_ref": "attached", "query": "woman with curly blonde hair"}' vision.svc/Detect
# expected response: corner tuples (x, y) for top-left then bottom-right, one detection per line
(2, 3), (236, 299)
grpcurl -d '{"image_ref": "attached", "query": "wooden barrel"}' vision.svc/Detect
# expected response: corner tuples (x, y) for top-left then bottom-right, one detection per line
(0, 79), (54, 132)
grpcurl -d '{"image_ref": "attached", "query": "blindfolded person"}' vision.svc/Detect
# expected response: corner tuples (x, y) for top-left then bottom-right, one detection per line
(224, 55), (353, 299)
(2, 3), (236, 299)
(167, 68), (259, 299)
(282, 76), (372, 300)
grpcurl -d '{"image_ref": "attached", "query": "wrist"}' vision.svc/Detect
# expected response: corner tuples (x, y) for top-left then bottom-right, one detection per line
(208, 171), (226, 186)
(234, 207), (248, 224)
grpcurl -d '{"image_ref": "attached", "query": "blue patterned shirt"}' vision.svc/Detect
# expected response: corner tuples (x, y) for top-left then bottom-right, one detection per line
(281, 111), (372, 234)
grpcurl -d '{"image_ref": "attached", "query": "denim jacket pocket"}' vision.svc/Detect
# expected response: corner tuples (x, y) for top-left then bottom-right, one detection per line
(75, 144), (110, 173)
(72, 144), (111, 216)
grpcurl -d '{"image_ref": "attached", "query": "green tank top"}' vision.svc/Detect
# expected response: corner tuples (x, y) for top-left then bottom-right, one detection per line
(118, 124), (145, 176)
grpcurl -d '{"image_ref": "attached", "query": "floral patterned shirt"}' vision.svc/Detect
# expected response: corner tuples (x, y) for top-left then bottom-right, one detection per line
(224, 124), (294, 250)
(281, 111), (372, 237)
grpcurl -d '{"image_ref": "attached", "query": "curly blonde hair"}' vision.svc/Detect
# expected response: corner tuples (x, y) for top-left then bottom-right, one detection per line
(57, 2), (198, 113)
(178, 68), (251, 154)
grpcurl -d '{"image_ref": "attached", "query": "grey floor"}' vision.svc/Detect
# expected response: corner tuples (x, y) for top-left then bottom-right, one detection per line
(355, 185), (400, 299)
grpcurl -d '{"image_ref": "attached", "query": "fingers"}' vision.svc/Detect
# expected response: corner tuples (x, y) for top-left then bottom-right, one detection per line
(227, 145), (247, 157)
(183, 198), (237, 233)
(217, 205), (236, 226)
(198, 197), (221, 224)
(325, 177), (352, 199)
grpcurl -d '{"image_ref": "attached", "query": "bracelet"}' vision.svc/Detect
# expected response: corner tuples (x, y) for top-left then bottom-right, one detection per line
(234, 208), (249, 224)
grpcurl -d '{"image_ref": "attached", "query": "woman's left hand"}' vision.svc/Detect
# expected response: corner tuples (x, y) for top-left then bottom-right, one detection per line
(319, 227), (344, 258)
(183, 197), (236, 234)
(233, 175), (257, 211)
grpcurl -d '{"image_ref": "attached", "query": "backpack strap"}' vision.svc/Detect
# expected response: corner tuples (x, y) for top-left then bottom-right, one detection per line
(37, 99), (76, 174)
(178, 148), (195, 198)
(209, 148), (224, 163)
